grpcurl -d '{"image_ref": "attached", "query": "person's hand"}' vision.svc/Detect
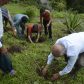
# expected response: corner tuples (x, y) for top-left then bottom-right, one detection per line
(0, 47), (8, 53)
(42, 67), (48, 76)
(51, 73), (60, 81)
(13, 28), (17, 37)
(47, 24), (49, 28)
(31, 41), (34, 44)
(36, 39), (38, 43)
(13, 31), (17, 37)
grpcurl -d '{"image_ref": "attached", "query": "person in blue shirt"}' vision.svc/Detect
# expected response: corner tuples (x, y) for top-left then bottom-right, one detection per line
(13, 14), (29, 38)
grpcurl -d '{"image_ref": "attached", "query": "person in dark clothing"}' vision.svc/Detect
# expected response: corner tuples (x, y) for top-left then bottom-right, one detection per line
(1, 7), (17, 36)
(0, 46), (15, 76)
(0, 1), (15, 76)
(40, 8), (52, 39)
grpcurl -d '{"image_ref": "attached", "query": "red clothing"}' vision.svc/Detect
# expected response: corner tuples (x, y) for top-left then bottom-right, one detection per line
(40, 10), (51, 21)
(27, 23), (42, 37)
(27, 23), (33, 37)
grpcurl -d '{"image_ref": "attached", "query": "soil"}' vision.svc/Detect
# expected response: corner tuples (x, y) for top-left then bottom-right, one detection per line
(7, 45), (24, 53)
(32, 37), (45, 43)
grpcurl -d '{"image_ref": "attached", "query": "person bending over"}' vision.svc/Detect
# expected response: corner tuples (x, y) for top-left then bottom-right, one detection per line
(42, 32), (84, 81)
(26, 23), (42, 43)
(13, 14), (29, 38)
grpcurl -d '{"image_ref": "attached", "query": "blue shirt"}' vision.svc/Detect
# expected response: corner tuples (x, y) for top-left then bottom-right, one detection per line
(13, 14), (29, 26)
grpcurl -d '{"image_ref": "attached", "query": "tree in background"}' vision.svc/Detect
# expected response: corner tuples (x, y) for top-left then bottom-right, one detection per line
(66, 0), (84, 13)
(49, 0), (66, 11)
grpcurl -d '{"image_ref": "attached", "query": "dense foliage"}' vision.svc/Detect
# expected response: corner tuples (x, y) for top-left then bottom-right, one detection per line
(10, 0), (84, 13)
(49, 0), (66, 11)
(66, 0), (84, 13)
(64, 12), (82, 33)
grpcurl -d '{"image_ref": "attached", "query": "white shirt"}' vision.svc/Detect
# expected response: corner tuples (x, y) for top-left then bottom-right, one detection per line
(0, 8), (3, 48)
(47, 32), (84, 76)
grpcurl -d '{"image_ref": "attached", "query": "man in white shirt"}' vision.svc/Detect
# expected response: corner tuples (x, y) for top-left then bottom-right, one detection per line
(42, 32), (84, 80)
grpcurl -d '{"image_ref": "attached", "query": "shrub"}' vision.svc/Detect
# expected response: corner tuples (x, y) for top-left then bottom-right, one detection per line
(56, 2), (66, 11)
(64, 12), (82, 33)
(11, 0), (19, 3)
(24, 6), (37, 22)
(49, 0), (66, 11)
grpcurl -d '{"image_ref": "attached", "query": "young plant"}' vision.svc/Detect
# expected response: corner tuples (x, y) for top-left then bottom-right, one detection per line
(64, 12), (82, 34)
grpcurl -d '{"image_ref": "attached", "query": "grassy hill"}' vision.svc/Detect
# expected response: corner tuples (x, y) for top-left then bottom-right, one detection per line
(0, 3), (84, 84)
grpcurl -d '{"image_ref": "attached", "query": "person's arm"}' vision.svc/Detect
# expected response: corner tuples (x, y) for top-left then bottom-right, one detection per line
(40, 14), (42, 25)
(42, 53), (54, 75)
(7, 10), (17, 36)
(8, 10), (14, 26)
(27, 27), (34, 43)
(28, 35), (34, 43)
(36, 32), (40, 42)
(0, 42), (7, 54)
(47, 14), (52, 28)
(51, 56), (78, 81)
(12, 28), (17, 36)
(59, 56), (78, 76)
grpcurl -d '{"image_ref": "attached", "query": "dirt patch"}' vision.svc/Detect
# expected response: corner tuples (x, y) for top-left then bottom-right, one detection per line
(32, 36), (46, 43)
(4, 27), (13, 32)
(35, 59), (60, 80)
(7, 45), (24, 53)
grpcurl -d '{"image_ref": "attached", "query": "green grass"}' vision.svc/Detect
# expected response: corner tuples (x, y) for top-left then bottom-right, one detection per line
(0, 3), (84, 84)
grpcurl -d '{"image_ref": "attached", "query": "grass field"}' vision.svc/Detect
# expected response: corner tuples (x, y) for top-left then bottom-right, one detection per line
(0, 3), (84, 84)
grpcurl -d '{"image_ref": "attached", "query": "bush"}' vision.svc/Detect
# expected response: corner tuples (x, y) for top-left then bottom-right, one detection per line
(64, 12), (82, 33)
(24, 6), (38, 22)
(56, 2), (66, 11)
(49, 0), (66, 11)
(11, 0), (19, 3)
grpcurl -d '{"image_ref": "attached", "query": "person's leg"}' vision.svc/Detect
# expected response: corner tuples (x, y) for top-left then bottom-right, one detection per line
(0, 53), (15, 75)
(20, 22), (25, 36)
(3, 17), (8, 31)
(0, 53), (7, 73)
(20, 16), (28, 37)
(15, 24), (21, 37)
(48, 23), (52, 39)
(43, 19), (48, 36)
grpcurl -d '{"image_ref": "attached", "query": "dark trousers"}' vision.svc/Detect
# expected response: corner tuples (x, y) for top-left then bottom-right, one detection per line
(19, 16), (28, 37)
(43, 19), (52, 38)
(0, 53), (13, 73)
(64, 53), (84, 75)
(20, 22), (25, 35)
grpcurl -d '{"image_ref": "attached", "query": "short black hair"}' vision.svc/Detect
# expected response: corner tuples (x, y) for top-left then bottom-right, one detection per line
(21, 16), (28, 23)
(40, 7), (45, 15)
